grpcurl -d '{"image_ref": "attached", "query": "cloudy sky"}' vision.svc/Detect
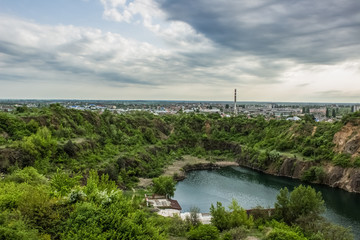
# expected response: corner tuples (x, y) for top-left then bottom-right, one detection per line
(0, 0), (359, 102)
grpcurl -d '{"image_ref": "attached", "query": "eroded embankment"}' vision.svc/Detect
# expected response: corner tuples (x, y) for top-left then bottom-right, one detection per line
(237, 156), (360, 194)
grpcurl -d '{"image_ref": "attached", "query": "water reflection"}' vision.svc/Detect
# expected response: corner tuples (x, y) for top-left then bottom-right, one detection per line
(174, 166), (360, 239)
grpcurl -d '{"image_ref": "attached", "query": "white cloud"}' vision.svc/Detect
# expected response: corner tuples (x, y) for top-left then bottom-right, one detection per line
(0, 12), (359, 101)
(99, 0), (212, 50)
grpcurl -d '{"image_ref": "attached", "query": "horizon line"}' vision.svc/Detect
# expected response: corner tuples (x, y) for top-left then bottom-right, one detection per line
(0, 98), (359, 105)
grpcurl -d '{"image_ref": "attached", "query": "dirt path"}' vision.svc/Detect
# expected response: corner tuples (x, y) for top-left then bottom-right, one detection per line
(137, 155), (238, 188)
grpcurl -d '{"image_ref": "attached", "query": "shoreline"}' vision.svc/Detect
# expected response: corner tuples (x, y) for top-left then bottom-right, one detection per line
(137, 156), (239, 188)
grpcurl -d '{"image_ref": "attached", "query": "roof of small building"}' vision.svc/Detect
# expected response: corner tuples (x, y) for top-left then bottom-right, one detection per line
(169, 199), (182, 211)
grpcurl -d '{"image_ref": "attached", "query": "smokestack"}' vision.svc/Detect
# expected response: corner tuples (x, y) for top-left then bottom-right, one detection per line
(234, 89), (237, 115)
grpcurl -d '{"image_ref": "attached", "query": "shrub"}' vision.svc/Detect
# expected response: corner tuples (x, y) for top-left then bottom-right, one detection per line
(51, 169), (82, 196)
(302, 147), (315, 157)
(266, 228), (307, 240)
(266, 220), (307, 240)
(222, 227), (248, 240)
(301, 166), (325, 183)
(353, 157), (360, 168)
(6, 167), (47, 185)
(333, 154), (352, 168)
(187, 224), (220, 240)
(0, 211), (40, 240)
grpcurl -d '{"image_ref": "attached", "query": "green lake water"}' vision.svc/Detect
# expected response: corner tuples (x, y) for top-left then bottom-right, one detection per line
(174, 166), (360, 239)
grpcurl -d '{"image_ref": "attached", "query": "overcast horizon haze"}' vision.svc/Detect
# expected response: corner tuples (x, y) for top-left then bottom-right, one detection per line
(0, 0), (359, 102)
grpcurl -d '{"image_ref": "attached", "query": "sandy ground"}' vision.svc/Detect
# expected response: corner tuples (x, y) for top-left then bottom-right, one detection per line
(138, 155), (238, 188)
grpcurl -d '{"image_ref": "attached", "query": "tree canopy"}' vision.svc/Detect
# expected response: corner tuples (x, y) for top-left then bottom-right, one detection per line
(152, 176), (176, 198)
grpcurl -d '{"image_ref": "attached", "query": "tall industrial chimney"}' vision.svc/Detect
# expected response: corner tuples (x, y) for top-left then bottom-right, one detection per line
(234, 89), (237, 115)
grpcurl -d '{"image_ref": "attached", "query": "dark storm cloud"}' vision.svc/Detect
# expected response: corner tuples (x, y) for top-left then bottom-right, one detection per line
(157, 0), (360, 64)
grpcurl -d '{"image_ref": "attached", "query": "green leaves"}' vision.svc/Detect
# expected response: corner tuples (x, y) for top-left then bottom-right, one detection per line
(5, 167), (47, 185)
(210, 200), (253, 232)
(152, 176), (176, 198)
(51, 169), (82, 197)
(187, 224), (220, 240)
(274, 185), (325, 224)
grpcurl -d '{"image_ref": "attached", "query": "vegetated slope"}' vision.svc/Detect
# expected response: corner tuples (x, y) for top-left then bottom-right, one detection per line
(0, 105), (357, 239)
(1, 105), (360, 191)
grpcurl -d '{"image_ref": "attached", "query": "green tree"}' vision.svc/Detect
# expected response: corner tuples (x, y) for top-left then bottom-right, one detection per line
(152, 176), (176, 198)
(210, 202), (230, 231)
(275, 185), (325, 224)
(332, 109), (336, 118)
(274, 187), (291, 222)
(187, 206), (201, 227)
(326, 108), (330, 118)
(19, 127), (57, 173)
(228, 199), (253, 228)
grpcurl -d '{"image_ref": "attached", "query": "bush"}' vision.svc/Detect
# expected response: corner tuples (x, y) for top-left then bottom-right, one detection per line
(222, 227), (248, 240)
(0, 211), (40, 240)
(187, 224), (220, 240)
(266, 220), (307, 240)
(51, 169), (82, 196)
(6, 167), (47, 185)
(333, 154), (352, 168)
(302, 147), (315, 157)
(266, 228), (307, 240)
(353, 157), (360, 168)
(301, 166), (325, 183)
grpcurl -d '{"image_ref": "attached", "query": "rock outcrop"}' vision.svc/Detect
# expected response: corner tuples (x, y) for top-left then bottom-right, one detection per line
(237, 155), (360, 193)
(333, 121), (360, 157)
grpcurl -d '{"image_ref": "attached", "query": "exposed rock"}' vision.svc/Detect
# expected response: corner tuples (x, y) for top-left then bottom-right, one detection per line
(323, 165), (344, 187)
(333, 122), (360, 157)
(292, 160), (315, 179)
(278, 158), (296, 177)
(238, 153), (360, 193)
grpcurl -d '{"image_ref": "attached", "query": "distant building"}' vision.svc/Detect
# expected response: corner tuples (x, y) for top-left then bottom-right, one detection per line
(352, 105), (360, 112)
(286, 116), (301, 121)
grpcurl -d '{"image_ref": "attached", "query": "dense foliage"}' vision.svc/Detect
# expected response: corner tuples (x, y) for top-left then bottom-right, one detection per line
(152, 176), (176, 198)
(0, 106), (358, 239)
(0, 105), (354, 183)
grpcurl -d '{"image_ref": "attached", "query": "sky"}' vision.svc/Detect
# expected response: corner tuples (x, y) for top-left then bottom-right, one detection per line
(0, 0), (359, 102)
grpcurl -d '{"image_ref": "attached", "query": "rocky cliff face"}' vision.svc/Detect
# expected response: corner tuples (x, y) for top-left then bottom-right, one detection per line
(237, 155), (360, 193)
(333, 121), (360, 157)
(322, 166), (360, 193)
(231, 120), (360, 193)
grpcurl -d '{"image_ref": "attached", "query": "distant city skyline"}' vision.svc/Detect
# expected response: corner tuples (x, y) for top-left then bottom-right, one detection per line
(0, 0), (359, 102)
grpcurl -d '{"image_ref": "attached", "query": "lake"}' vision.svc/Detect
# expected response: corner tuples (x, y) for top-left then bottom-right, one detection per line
(174, 166), (360, 238)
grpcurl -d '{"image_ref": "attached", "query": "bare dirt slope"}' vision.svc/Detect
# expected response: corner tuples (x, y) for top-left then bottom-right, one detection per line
(333, 122), (360, 157)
